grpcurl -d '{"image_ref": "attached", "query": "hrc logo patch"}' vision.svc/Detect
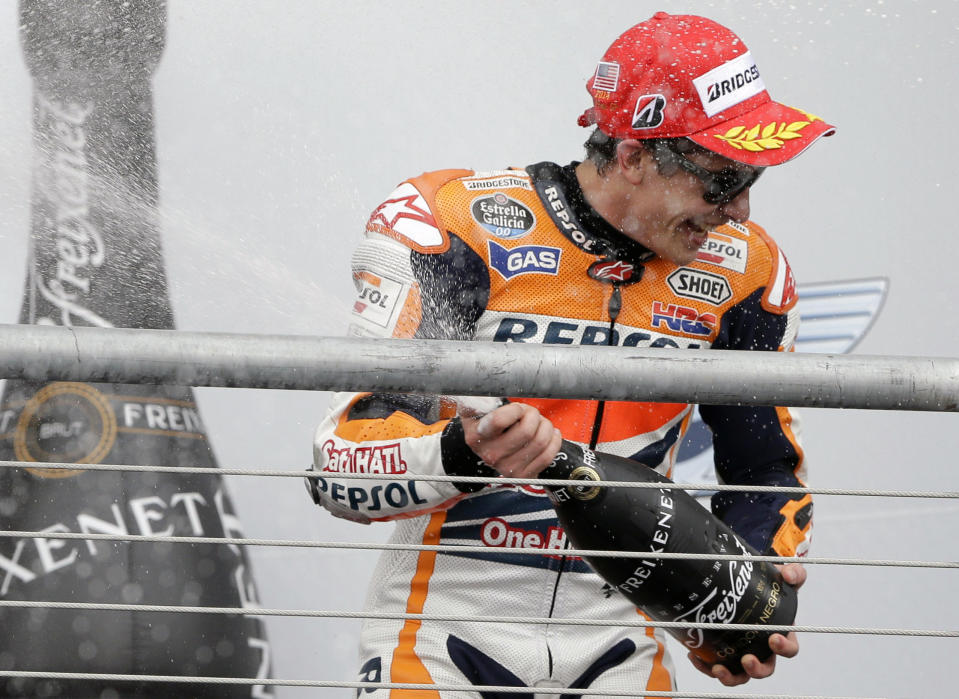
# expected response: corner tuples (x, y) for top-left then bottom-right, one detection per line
(651, 301), (717, 337)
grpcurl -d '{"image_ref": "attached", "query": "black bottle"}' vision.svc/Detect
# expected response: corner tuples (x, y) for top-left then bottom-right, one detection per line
(0, 2), (271, 696)
(542, 440), (797, 674)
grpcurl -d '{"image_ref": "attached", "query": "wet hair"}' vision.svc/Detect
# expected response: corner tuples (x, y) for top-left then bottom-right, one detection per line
(583, 128), (710, 176)
(583, 128), (621, 175)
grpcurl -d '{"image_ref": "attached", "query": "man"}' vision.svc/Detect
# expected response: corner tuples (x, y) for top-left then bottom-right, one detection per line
(307, 12), (833, 696)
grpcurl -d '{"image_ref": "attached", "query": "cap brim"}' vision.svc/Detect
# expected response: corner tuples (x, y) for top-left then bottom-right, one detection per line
(687, 100), (836, 167)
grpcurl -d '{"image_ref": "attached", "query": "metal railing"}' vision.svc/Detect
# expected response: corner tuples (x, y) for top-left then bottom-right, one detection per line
(0, 323), (956, 410)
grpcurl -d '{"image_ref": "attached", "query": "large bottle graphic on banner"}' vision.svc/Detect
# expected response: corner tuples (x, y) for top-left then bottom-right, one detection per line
(0, 2), (272, 696)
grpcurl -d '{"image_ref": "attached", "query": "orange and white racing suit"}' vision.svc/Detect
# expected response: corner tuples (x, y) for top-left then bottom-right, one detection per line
(308, 162), (812, 697)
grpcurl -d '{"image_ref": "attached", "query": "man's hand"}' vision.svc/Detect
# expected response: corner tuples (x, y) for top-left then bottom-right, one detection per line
(459, 402), (562, 480)
(687, 563), (806, 686)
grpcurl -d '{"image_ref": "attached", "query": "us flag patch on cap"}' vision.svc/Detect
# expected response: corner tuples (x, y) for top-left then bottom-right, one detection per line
(592, 62), (620, 92)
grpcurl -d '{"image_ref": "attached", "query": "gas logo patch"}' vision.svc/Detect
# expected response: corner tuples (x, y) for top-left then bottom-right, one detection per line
(488, 241), (561, 280)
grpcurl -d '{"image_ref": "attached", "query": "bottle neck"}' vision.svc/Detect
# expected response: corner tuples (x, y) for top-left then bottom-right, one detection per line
(20, 2), (173, 330)
(539, 440), (604, 481)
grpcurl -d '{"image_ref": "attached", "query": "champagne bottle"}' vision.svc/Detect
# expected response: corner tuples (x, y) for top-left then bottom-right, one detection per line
(541, 440), (797, 674)
(0, 2), (271, 696)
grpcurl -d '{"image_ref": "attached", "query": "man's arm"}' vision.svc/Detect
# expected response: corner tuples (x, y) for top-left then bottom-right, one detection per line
(309, 172), (511, 523)
(696, 229), (808, 685)
(699, 227), (811, 558)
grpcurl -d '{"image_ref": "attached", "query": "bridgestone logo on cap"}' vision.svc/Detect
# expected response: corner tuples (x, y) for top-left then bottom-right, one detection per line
(692, 52), (766, 118)
(632, 94), (666, 129)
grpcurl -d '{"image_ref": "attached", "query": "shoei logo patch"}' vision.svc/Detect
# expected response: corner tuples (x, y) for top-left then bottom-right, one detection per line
(488, 241), (561, 280)
(692, 51), (765, 118)
(471, 193), (536, 239)
(632, 94), (666, 129)
(667, 268), (732, 305)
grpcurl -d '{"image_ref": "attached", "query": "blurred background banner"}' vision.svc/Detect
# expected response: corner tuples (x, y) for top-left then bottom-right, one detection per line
(0, 2), (270, 696)
(0, 2), (955, 697)
(674, 276), (888, 494)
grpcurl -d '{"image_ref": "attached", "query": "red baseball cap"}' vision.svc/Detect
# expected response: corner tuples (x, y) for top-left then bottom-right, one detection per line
(577, 12), (835, 167)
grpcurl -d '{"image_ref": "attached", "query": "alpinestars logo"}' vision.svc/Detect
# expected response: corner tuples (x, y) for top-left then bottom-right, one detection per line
(632, 94), (666, 129)
(366, 182), (443, 248)
(588, 259), (635, 283)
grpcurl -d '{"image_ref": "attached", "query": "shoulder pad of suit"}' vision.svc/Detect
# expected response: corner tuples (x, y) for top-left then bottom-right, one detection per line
(710, 220), (797, 313)
(363, 169), (473, 254)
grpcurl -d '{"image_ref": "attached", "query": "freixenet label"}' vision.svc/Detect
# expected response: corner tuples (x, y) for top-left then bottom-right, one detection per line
(673, 536), (755, 650)
(34, 94), (111, 328)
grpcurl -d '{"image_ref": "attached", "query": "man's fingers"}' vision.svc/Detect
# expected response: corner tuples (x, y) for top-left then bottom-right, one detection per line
(770, 632), (799, 659)
(498, 424), (562, 479)
(471, 403), (526, 441)
(740, 653), (775, 680)
(462, 404), (561, 478)
(780, 562), (806, 588)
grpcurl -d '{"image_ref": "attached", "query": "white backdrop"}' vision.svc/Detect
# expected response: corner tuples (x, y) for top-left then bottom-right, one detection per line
(1, 2), (957, 697)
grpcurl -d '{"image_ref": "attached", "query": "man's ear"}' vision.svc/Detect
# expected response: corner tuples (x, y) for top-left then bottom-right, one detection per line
(615, 139), (651, 185)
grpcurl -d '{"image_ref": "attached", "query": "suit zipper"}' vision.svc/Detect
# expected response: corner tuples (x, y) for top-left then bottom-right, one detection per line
(547, 283), (622, 666)
(589, 283), (622, 449)
(544, 283), (623, 677)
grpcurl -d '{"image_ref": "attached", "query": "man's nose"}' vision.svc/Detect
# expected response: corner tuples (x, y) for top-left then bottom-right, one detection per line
(719, 187), (751, 223)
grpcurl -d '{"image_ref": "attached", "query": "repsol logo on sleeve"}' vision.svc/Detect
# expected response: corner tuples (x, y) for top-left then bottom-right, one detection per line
(313, 477), (428, 512)
(667, 268), (732, 305)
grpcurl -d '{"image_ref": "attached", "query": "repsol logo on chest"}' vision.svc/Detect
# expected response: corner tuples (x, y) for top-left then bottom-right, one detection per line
(492, 317), (702, 349)
(667, 268), (732, 305)
(471, 192), (536, 239)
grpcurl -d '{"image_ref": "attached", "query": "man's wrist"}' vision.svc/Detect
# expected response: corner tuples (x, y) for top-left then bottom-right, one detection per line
(441, 418), (497, 493)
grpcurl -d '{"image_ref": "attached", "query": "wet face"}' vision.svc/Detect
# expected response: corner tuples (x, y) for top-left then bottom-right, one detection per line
(619, 147), (756, 266)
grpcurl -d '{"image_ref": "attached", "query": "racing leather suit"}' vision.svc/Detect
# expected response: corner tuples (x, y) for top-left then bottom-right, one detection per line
(308, 163), (811, 697)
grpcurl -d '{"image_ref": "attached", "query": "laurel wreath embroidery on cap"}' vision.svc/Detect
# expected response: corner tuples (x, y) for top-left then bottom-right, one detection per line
(714, 121), (811, 151)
